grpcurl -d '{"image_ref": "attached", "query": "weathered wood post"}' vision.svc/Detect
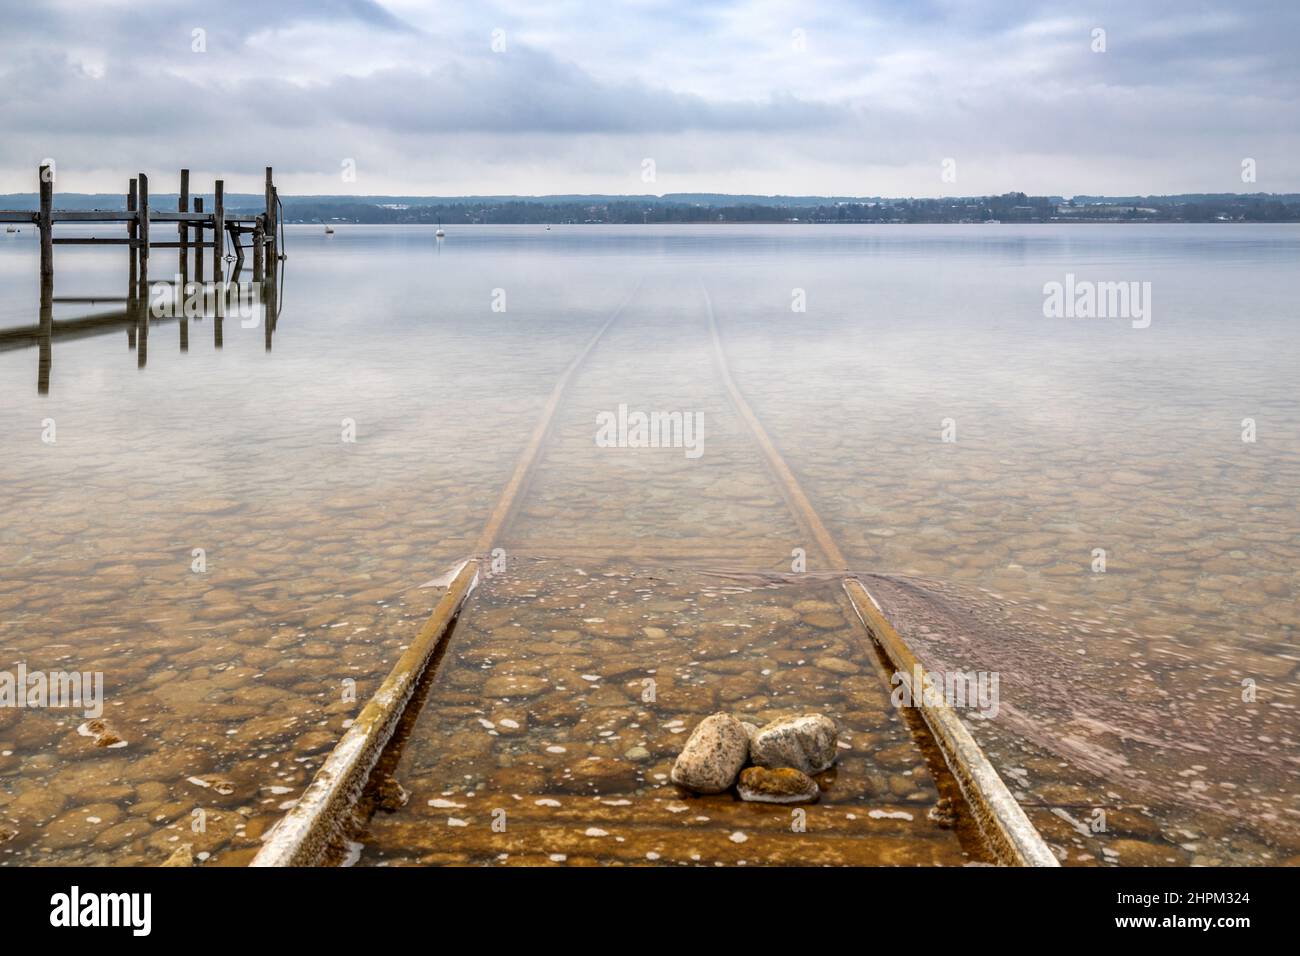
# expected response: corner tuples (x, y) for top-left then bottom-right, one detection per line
(38, 272), (53, 394)
(137, 172), (150, 265)
(136, 251), (149, 370)
(263, 251), (278, 349)
(265, 167), (276, 263)
(179, 169), (189, 277)
(193, 197), (205, 285)
(213, 179), (225, 284)
(38, 165), (53, 279)
(136, 172), (151, 367)
(136, 305), (149, 367)
(127, 178), (138, 307)
(253, 219), (264, 281)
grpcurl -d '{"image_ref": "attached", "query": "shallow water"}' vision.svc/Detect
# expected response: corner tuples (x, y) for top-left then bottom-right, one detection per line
(0, 224), (1296, 865)
(357, 560), (986, 866)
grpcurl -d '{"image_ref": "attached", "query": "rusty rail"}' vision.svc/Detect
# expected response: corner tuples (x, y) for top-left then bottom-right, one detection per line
(703, 285), (1058, 867)
(250, 282), (639, 866)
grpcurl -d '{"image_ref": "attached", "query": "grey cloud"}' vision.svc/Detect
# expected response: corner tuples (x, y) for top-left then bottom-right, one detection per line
(0, 43), (840, 139)
(0, 0), (1295, 194)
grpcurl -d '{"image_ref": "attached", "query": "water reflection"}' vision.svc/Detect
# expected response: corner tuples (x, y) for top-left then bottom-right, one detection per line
(37, 275), (51, 395)
(0, 262), (285, 392)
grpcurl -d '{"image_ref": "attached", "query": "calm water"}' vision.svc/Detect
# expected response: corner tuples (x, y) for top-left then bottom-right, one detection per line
(0, 224), (1296, 866)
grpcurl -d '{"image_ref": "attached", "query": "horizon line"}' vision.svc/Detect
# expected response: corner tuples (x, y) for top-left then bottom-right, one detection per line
(3, 190), (1298, 203)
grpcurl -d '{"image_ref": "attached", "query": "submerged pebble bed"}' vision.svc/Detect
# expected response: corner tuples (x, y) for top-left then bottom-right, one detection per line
(2, 227), (1296, 866)
(358, 561), (985, 867)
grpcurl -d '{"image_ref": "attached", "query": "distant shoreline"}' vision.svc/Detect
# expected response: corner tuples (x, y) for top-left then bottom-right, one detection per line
(274, 219), (1300, 226)
(3, 191), (1298, 225)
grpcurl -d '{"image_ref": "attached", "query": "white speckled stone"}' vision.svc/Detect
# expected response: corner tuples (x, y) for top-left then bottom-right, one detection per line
(670, 713), (750, 793)
(749, 713), (838, 774)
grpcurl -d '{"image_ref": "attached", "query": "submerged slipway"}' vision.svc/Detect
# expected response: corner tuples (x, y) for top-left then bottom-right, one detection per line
(0, 224), (1296, 867)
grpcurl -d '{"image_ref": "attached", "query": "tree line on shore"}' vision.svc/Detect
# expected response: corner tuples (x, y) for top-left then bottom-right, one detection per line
(281, 192), (1300, 224)
(7, 190), (1297, 224)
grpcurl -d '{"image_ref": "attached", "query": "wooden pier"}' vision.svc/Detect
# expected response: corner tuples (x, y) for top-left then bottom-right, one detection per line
(0, 165), (282, 284)
(0, 165), (285, 393)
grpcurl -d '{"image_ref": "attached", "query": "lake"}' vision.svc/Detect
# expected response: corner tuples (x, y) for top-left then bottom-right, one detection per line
(1, 223), (1296, 866)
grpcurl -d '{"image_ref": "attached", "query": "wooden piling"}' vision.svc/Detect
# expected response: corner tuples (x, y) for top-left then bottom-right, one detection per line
(252, 220), (264, 281)
(135, 256), (149, 370)
(178, 169), (189, 276)
(263, 256), (277, 349)
(193, 198), (205, 285)
(136, 174), (151, 366)
(38, 165), (53, 279)
(213, 180), (224, 283)
(137, 173), (150, 263)
(38, 274), (53, 394)
(127, 179), (138, 305)
(265, 167), (276, 262)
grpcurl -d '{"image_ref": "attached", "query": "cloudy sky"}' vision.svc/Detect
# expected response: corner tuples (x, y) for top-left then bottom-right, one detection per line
(1, 0), (1296, 197)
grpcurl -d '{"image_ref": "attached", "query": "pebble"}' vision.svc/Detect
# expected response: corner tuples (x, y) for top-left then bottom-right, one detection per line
(749, 713), (839, 774)
(736, 766), (819, 804)
(483, 675), (549, 698)
(160, 843), (194, 867)
(670, 713), (750, 793)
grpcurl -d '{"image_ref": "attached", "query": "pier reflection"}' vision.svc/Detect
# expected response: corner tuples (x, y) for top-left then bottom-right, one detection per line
(1, 262), (285, 394)
(37, 275), (52, 394)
